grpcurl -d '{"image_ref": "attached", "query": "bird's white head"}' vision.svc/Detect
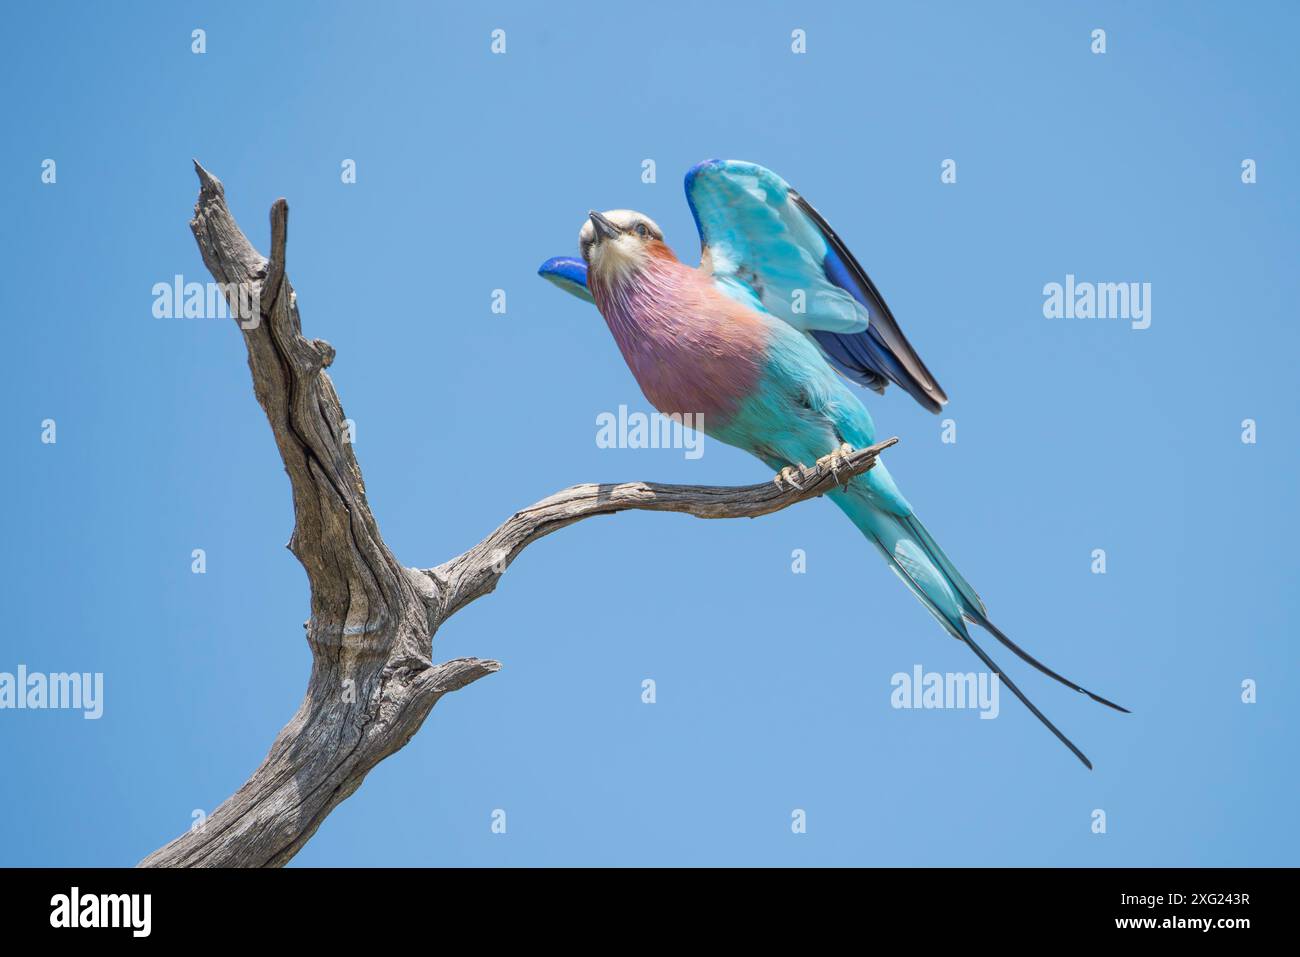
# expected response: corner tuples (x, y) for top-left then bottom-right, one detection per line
(579, 209), (668, 284)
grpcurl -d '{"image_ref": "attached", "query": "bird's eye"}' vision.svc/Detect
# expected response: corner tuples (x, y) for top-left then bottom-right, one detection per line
(634, 222), (649, 239)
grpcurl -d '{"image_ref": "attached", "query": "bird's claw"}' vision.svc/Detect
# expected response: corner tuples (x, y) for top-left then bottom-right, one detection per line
(774, 465), (807, 492)
(814, 443), (857, 485)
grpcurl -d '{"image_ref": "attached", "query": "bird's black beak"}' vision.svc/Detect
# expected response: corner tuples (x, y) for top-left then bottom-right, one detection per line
(588, 210), (620, 241)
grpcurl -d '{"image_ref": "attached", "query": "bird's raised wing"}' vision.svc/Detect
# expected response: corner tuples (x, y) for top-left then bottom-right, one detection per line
(684, 159), (948, 413)
(538, 256), (596, 304)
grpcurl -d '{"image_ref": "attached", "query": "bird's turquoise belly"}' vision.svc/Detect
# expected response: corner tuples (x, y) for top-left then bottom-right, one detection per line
(707, 332), (876, 471)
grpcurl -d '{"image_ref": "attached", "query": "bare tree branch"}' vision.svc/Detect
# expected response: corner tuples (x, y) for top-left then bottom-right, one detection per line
(427, 439), (896, 619)
(139, 163), (897, 867)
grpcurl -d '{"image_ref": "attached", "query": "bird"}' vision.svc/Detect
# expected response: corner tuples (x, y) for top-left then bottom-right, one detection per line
(538, 159), (1127, 768)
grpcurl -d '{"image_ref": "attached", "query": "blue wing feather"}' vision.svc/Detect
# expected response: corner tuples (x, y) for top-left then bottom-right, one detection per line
(685, 159), (948, 413)
(683, 160), (868, 334)
(538, 256), (595, 304)
(791, 189), (948, 412)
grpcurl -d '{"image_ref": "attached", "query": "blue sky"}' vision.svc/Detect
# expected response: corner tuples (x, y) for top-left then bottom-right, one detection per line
(1, 1), (1296, 866)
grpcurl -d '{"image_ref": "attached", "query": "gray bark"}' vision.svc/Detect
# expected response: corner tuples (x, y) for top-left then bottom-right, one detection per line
(138, 163), (897, 867)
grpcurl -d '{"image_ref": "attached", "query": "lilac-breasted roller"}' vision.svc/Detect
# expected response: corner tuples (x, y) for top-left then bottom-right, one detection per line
(539, 160), (1127, 768)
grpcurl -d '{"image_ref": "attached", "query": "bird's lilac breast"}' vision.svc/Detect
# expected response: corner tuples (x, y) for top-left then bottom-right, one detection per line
(591, 260), (769, 426)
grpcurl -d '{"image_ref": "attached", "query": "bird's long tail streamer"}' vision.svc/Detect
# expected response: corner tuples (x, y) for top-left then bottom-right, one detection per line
(829, 480), (1127, 769)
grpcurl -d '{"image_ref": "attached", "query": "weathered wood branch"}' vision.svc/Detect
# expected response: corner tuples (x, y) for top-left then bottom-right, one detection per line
(139, 163), (896, 867)
(427, 439), (896, 619)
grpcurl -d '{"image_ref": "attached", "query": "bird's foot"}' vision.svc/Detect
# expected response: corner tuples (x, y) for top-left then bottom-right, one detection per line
(814, 443), (856, 484)
(773, 465), (808, 492)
